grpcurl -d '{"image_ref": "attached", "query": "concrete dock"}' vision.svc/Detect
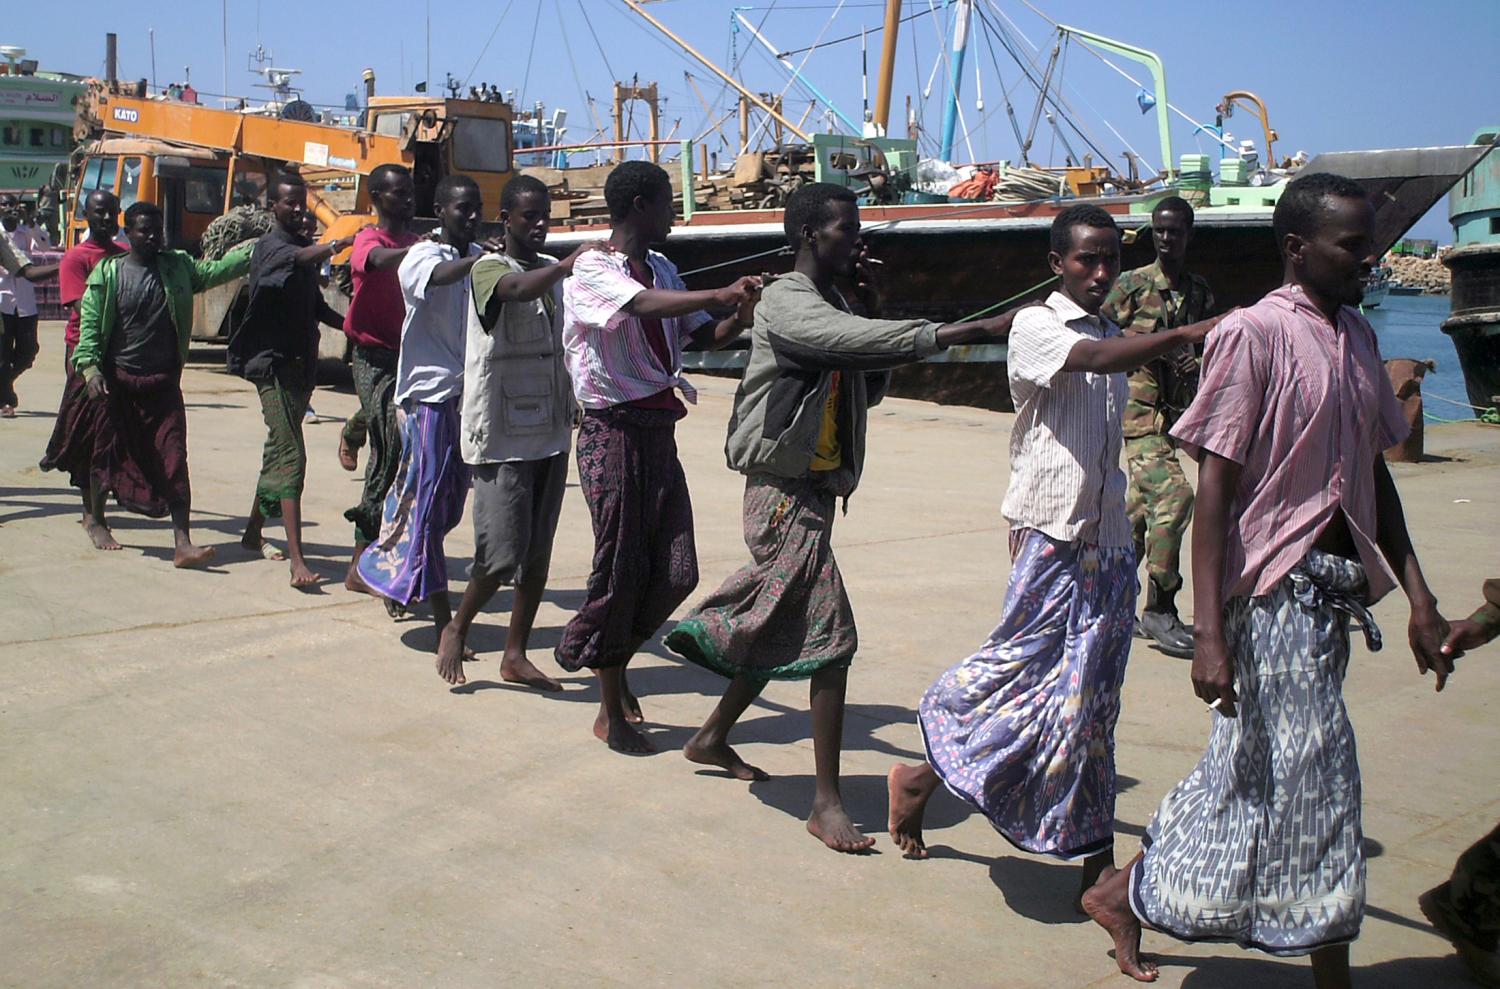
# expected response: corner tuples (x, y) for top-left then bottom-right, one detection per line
(2, 326), (1496, 988)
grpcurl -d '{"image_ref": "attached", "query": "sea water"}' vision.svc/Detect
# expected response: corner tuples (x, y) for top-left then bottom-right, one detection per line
(1365, 294), (1473, 421)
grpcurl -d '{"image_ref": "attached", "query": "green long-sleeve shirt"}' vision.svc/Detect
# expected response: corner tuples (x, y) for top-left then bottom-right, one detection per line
(73, 242), (253, 380)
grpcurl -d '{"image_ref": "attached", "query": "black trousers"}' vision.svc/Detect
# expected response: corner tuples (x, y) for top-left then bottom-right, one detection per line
(0, 311), (40, 407)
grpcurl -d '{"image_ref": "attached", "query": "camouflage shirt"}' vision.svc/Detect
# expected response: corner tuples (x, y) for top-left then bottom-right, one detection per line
(1101, 260), (1215, 438)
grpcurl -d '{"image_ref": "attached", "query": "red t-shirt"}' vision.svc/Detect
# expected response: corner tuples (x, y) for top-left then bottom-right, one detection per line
(625, 259), (688, 414)
(344, 225), (419, 351)
(59, 237), (126, 347)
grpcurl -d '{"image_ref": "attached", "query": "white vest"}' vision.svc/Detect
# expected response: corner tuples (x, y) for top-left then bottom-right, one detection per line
(460, 253), (574, 465)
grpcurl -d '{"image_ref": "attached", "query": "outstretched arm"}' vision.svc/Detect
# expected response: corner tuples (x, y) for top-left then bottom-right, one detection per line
(1190, 451), (1242, 717)
(1374, 454), (1452, 689)
(626, 282), (746, 320)
(1063, 315), (1219, 373)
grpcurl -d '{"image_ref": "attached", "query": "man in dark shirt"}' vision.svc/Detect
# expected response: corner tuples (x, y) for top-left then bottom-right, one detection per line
(228, 172), (351, 588)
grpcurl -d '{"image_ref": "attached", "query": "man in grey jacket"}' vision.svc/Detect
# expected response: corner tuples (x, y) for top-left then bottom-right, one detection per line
(664, 182), (1024, 853)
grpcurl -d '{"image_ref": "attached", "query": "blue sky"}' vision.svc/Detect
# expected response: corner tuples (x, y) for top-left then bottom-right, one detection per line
(10, 0), (1497, 241)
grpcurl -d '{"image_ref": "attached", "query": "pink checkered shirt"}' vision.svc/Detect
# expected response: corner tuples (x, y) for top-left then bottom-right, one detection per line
(562, 249), (712, 409)
(1171, 284), (1409, 602)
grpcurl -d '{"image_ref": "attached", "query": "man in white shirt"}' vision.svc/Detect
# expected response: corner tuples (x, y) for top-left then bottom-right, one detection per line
(358, 175), (493, 649)
(888, 205), (1216, 900)
(0, 194), (60, 417)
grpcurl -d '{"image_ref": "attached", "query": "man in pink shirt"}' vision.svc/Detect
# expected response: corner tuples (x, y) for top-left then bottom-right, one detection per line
(341, 164), (421, 599)
(1083, 173), (1454, 988)
(557, 160), (760, 755)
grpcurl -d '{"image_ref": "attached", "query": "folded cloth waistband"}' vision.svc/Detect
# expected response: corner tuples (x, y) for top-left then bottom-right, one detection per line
(1286, 549), (1382, 653)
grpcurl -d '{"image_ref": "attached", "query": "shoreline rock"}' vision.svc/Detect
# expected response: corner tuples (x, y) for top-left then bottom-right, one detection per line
(1387, 254), (1451, 294)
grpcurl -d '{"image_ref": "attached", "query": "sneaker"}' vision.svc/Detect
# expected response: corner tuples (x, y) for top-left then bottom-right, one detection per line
(1138, 609), (1195, 659)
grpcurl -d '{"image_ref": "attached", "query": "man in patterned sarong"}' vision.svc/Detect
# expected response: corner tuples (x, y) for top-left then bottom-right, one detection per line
(341, 164), (420, 599)
(1082, 173), (1453, 987)
(664, 183), (1025, 853)
(554, 161), (761, 755)
(358, 175), (495, 651)
(886, 205), (1216, 885)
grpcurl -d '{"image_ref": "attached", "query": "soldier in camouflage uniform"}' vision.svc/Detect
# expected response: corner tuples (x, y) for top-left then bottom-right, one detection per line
(1421, 577), (1500, 987)
(1100, 197), (1215, 657)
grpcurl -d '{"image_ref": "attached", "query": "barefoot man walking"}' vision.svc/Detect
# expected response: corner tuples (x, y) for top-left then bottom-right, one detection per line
(43, 201), (251, 564)
(555, 160), (760, 754)
(436, 175), (603, 689)
(1081, 173), (1453, 986)
(665, 182), (1023, 853)
(887, 205), (1215, 893)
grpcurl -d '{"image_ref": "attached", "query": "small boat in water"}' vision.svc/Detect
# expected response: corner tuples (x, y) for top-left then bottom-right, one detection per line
(1363, 265), (1391, 308)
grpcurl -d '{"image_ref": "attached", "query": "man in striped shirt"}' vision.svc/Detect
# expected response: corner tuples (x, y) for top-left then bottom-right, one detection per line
(889, 205), (1215, 896)
(556, 160), (761, 755)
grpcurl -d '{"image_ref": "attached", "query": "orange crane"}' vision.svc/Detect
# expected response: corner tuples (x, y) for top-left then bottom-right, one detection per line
(68, 82), (517, 252)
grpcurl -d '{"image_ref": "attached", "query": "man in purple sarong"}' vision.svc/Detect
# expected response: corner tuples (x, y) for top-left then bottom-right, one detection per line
(555, 160), (761, 755)
(357, 175), (494, 654)
(42, 201), (252, 563)
(886, 205), (1216, 895)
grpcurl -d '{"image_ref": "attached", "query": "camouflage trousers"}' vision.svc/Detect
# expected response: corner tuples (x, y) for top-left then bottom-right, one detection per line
(1450, 822), (1500, 946)
(1125, 433), (1194, 594)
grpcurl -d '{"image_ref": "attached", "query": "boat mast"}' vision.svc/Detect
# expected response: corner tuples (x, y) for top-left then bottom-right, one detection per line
(619, 0), (810, 143)
(1056, 24), (1175, 180)
(734, 11), (859, 133)
(872, 0), (902, 136)
(938, 0), (973, 163)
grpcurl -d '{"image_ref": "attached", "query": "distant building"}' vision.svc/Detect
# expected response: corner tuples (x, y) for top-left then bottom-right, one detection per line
(0, 48), (87, 195)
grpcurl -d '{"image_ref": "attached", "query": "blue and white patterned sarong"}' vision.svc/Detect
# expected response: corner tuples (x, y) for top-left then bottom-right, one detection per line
(918, 528), (1138, 860)
(1130, 549), (1381, 956)
(357, 398), (471, 606)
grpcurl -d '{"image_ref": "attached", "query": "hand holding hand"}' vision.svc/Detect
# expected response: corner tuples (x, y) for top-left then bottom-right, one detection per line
(1191, 628), (1238, 718)
(1409, 601), (1453, 691)
(1440, 619), (1488, 659)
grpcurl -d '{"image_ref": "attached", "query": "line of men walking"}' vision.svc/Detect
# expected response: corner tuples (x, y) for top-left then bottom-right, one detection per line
(6, 165), (1497, 988)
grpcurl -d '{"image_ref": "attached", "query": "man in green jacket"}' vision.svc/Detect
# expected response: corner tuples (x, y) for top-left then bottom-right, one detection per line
(664, 182), (1022, 853)
(47, 201), (251, 565)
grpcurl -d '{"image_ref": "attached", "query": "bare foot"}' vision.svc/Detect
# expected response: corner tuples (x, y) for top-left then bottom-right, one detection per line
(499, 653), (563, 691)
(1082, 877), (1158, 982)
(173, 544), (216, 569)
(344, 559), (374, 595)
(289, 559), (318, 588)
(383, 598), (407, 620)
(436, 624), (468, 685)
(593, 708), (656, 754)
(807, 800), (876, 854)
(621, 680), (644, 724)
(684, 733), (768, 781)
(1077, 857), (1117, 915)
(84, 520), (123, 551)
(338, 434), (358, 471)
(887, 763), (939, 859)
